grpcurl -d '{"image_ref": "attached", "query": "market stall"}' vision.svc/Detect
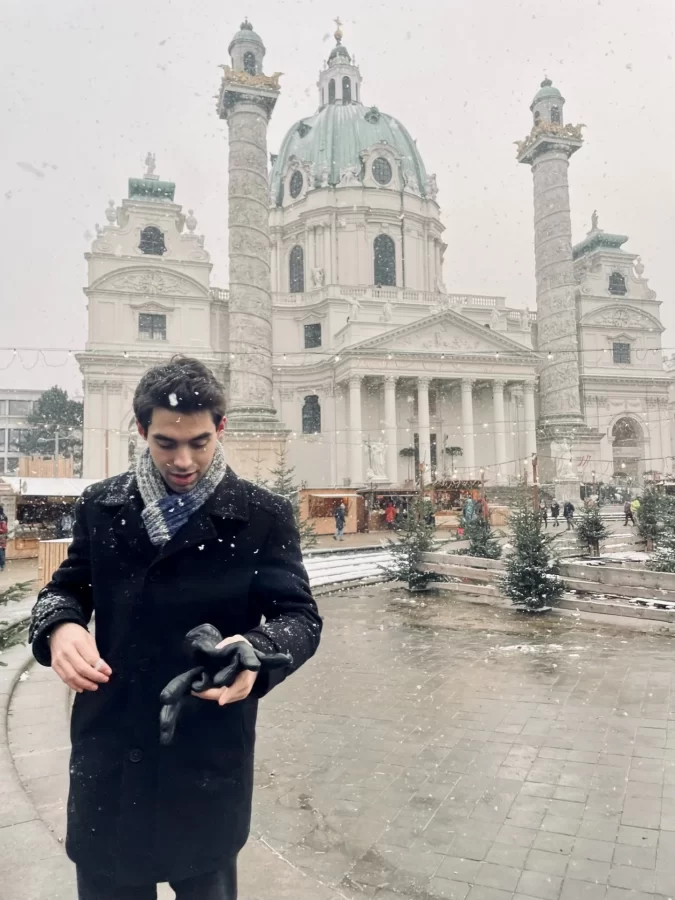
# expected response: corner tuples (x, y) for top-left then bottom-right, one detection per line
(298, 490), (361, 535)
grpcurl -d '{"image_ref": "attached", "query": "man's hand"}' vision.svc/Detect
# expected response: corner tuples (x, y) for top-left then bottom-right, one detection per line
(192, 634), (258, 707)
(49, 623), (112, 693)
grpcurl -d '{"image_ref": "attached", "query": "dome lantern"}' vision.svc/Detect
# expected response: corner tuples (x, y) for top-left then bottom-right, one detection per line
(530, 76), (565, 127)
(317, 17), (362, 107)
(228, 17), (266, 76)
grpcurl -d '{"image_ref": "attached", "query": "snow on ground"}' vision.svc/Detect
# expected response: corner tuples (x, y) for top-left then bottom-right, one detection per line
(304, 550), (392, 588)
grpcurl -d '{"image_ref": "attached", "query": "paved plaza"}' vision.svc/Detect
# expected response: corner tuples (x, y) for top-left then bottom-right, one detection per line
(5, 583), (675, 898)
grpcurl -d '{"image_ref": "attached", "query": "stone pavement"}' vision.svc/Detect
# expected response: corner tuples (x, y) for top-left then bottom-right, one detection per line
(5, 584), (675, 898)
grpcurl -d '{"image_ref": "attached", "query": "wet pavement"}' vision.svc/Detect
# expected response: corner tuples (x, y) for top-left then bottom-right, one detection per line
(252, 584), (675, 900)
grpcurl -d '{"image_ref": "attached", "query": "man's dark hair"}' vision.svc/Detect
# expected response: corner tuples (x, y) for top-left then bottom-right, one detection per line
(133, 357), (226, 431)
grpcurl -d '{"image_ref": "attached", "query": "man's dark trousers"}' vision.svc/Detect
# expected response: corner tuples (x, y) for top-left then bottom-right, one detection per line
(76, 859), (237, 900)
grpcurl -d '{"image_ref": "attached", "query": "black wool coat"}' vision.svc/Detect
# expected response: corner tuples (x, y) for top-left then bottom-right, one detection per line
(29, 468), (322, 886)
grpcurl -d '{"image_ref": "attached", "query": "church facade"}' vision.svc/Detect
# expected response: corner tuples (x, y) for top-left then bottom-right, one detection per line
(79, 22), (671, 491)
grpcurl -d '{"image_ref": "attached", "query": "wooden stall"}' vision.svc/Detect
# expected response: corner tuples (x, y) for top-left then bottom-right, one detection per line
(298, 490), (361, 535)
(38, 539), (70, 589)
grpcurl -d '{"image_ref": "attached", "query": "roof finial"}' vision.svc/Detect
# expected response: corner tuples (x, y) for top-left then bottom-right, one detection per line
(241, 17), (253, 31)
(334, 16), (343, 44)
(144, 151), (156, 177)
(591, 209), (599, 231)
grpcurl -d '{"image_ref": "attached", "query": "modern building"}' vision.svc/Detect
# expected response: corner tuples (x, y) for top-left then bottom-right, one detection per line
(0, 390), (43, 475)
(79, 22), (671, 491)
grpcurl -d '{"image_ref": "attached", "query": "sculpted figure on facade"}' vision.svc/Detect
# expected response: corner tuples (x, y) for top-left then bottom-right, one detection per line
(551, 439), (576, 479)
(339, 165), (361, 186)
(311, 267), (325, 288)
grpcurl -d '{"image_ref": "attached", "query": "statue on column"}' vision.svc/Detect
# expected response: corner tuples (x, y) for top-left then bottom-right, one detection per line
(551, 438), (576, 479)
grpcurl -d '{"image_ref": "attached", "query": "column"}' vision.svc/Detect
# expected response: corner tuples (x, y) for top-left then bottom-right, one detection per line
(523, 380), (537, 458)
(492, 380), (507, 474)
(659, 399), (671, 474)
(348, 375), (363, 485)
(461, 378), (475, 475)
(417, 377), (431, 475)
(323, 225), (332, 285)
(384, 376), (399, 484)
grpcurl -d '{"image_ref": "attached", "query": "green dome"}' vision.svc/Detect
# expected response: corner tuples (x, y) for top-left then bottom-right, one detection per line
(531, 77), (562, 107)
(228, 20), (263, 53)
(270, 102), (429, 205)
(328, 42), (351, 63)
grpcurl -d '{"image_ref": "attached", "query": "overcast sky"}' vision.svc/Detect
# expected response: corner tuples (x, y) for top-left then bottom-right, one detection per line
(1, 0), (673, 393)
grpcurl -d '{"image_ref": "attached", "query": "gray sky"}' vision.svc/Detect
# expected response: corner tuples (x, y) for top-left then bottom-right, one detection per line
(1, 0), (674, 393)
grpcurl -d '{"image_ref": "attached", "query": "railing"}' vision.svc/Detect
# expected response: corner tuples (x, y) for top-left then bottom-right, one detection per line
(272, 285), (508, 308)
(210, 287), (229, 301)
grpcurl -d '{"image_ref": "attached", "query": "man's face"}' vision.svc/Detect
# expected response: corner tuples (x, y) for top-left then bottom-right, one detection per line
(139, 408), (225, 494)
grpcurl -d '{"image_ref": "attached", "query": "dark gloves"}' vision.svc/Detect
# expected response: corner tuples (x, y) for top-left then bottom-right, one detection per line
(159, 624), (292, 746)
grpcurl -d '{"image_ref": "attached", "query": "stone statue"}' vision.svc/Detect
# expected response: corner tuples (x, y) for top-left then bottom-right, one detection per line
(145, 152), (156, 176)
(105, 200), (117, 224)
(425, 174), (439, 200)
(319, 164), (330, 187)
(382, 299), (393, 322)
(370, 440), (386, 476)
(551, 438), (576, 480)
(634, 256), (645, 277)
(311, 267), (325, 287)
(348, 296), (360, 321)
(591, 209), (599, 231)
(339, 165), (361, 186)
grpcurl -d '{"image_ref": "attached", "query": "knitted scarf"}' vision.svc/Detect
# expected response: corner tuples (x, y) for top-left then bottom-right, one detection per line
(136, 442), (227, 546)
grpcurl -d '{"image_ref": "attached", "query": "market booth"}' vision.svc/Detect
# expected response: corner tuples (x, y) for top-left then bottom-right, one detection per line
(357, 488), (421, 532)
(298, 490), (361, 535)
(0, 476), (98, 560)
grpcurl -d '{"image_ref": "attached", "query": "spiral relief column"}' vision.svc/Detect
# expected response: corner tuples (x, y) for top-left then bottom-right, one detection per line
(217, 21), (287, 475)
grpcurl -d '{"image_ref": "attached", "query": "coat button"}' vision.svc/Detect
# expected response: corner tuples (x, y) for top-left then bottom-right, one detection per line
(128, 749), (143, 763)
(138, 658), (151, 672)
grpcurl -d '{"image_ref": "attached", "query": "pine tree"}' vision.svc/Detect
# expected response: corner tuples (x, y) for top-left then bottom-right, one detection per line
(499, 501), (565, 611)
(459, 515), (502, 559)
(268, 447), (318, 551)
(20, 387), (83, 474)
(576, 505), (610, 557)
(381, 492), (446, 591)
(647, 496), (675, 572)
(636, 489), (661, 551)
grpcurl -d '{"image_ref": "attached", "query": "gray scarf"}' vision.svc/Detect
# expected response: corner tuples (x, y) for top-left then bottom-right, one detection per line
(136, 442), (227, 546)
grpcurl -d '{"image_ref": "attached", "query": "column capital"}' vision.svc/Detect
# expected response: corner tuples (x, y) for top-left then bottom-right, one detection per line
(522, 379), (536, 394)
(461, 378), (474, 392)
(348, 373), (363, 388)
(384, 375), (398, 387)
(492, 379), (507, 391)
(417, 376), (431, 390)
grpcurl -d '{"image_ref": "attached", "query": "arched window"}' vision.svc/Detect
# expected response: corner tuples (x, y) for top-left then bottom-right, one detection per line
(289, 245), (305, 293)
(302, 395), (321, 434)
(374, 234), (396, 287)
(609, 271), (627, 295)
(243, 52), (257, 75)
(139, 226), (166, 256)
(342, 76), (352, 103)
(289, 170), (303, 199)
(550, 105), (561, 124)
(533, 110), (541, 125)
(328, 79), (336, 104)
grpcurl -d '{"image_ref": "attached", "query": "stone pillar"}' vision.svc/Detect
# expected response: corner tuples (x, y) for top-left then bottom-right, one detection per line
(659, 398), (671, 474)
(348, 375), (363, 486)
(417, 377), (431, 474)
(492, 380), (507, 474)
(384, 376), (399, 484)
(217, 27), (288, 477)
(518, 107), (584, 427)
(461, 378), (475, 476)
(523, 380), (537, 458)
(323, 225), (332, 284)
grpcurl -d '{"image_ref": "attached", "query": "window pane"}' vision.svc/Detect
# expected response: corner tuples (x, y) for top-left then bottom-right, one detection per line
(608, 272), (627, 295)
(0, 458), (4, 473)
(374, 234), (396, 286)
(304, 323), (322, 348)
(289, 246), (305, 293)
(6, 457), (18, 473)
(613, 342), (630, 364)
(0, 430), (5, 450)
(8, 400), (31, 417)
(302, 395), (321, 434)
(0, 400), (7, 416)
(139, 313), (167, 340)
(139, 226), (166, 256)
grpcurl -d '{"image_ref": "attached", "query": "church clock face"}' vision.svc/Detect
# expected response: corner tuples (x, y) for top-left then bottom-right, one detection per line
(289, 170), (304, 198)
(372, 157), (393, 185)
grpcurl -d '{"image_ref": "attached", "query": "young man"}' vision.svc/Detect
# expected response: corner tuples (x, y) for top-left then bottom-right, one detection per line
(29, 358), (322, 900)
(550, 499), (560, 528)
(564, 499), (576, 530)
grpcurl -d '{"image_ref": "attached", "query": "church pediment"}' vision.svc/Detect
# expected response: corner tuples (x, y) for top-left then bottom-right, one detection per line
(346, 310), (534, 357)
(89, 266), (209, 298)
(580, 305), (663, 332)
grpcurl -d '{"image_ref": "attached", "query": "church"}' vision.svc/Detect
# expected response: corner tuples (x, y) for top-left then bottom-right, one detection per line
(78, 20), (672, 494)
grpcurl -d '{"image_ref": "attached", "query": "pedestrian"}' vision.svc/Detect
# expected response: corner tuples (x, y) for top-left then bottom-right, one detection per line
(631, 497), (641, 520)
(564, 500), (575, 530)
(550, 499), (560, 527)
(334, 501), (346, 540)
(0, 506), (7, 572)
(385, 500), (396, 530)
(28, 357), (322, 900)
(624, 499), (635, 526)
(539, 499), (548, 528)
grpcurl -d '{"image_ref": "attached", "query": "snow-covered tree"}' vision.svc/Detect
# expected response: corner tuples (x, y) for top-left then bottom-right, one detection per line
(268, 447), (318, 551)
(499, 501), (565, 611)
(647, 497), (675, 572)
(459, 515), (502, 559)
(636, 489), (661, 551)
(382, 493), (445, 591)
(576, 505), (610, 557)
